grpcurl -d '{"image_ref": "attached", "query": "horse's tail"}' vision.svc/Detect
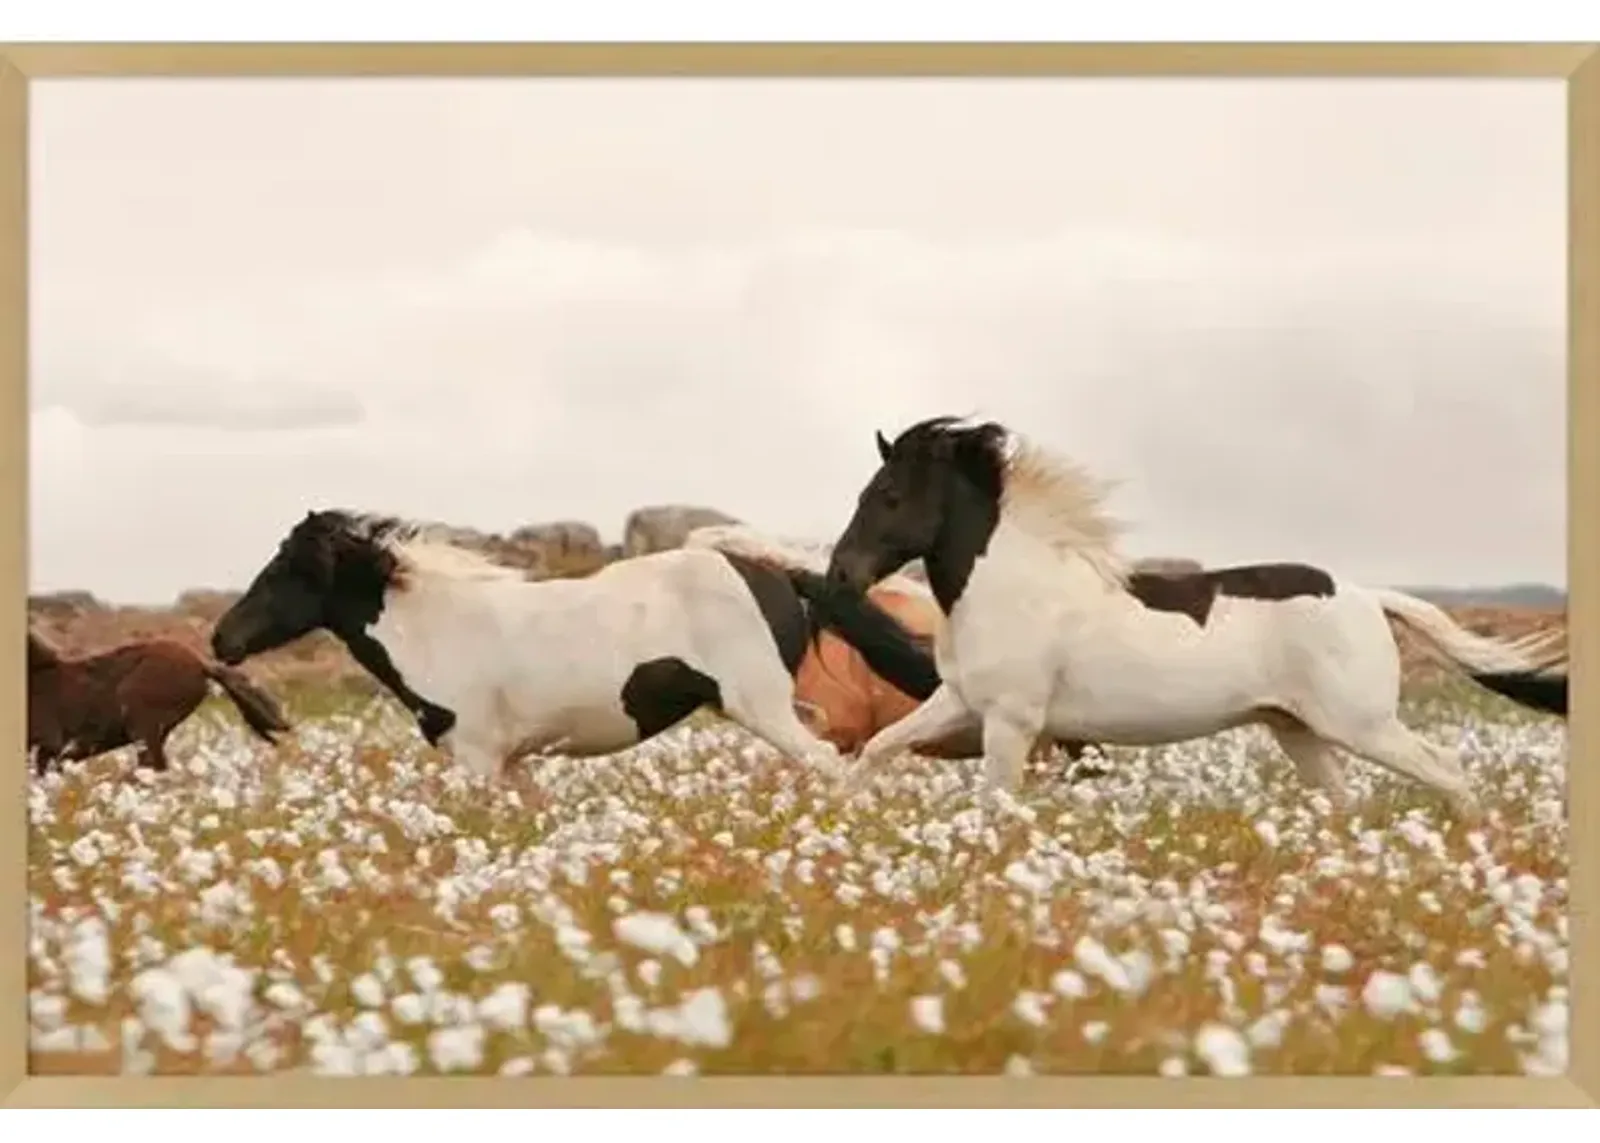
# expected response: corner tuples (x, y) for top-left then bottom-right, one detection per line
(1371, 588), (1568, 709)
(203, 661), (293, 743)
(1470, 668), (1568, 717)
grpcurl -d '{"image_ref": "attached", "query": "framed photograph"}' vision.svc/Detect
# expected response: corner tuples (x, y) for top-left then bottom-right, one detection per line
(2, 43), (1593, 1108)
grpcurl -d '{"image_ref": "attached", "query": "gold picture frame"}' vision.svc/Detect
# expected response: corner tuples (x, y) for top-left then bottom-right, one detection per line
(1, 42), (1594, 1108)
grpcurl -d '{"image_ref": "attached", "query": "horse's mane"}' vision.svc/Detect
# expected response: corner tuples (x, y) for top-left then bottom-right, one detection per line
(393, 537), (526, 584)
(335, 511), (526, 587)
(997, 434), (1130, 586)
(901, 416), (1130, 588)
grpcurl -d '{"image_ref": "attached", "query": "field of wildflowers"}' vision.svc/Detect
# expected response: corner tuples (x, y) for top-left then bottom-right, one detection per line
(26, 681), (1567, 1078)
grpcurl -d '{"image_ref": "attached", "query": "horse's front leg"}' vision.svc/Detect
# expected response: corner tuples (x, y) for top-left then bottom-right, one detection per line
(138, 736), (172, 773)
(437, 726), (501, 785)
(846, 683), (976, 793)
(980, 706), (1047, 801)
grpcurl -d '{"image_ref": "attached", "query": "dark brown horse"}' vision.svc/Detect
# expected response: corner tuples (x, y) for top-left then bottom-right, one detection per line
(27, 628), (291, 775)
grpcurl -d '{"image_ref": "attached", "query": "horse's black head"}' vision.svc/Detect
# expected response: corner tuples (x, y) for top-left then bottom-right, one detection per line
(826, 416), (1008, 595)
(212, 510), (399, 665)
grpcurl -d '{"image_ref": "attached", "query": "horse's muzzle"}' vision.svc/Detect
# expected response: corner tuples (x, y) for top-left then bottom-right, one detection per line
(827, 550), (876, 593)
(211, 629), (245, 666)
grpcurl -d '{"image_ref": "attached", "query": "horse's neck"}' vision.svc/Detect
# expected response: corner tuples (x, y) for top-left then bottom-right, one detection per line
(338, 585), (467, 745)
(964, 521), (1121, 611)
(363, 578), (479, 664)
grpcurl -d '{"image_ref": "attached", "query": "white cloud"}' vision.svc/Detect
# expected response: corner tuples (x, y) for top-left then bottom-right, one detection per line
(29, 224), (1564, 603)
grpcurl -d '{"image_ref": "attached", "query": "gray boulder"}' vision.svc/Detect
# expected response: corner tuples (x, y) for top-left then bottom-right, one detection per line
(622, 505), (742, 558)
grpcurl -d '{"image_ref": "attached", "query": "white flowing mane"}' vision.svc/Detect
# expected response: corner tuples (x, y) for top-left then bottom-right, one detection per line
(993, 431), (1131, 587)
(340, 512), (526, 586)
(393, 538), (525, 584)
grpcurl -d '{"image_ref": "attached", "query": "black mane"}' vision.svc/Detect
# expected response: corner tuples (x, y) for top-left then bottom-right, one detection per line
(888, 416), (1010, 502)
(290, 509), (411, 548)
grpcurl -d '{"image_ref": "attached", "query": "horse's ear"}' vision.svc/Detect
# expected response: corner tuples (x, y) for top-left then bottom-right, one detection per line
(875, 430), (892, 461)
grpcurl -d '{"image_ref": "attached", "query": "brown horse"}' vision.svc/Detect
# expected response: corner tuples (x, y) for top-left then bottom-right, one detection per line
(794, 582), (1097, 769)
(27, 628), (291, 775)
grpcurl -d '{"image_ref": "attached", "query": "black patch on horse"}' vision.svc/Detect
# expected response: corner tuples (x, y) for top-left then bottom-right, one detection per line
(718, 551), (810, 675)
(620, 656), (725, 738)
(924, 477), (1003, 614)
(1127, 562), (1337, 628)
(717, 548), (942, 701)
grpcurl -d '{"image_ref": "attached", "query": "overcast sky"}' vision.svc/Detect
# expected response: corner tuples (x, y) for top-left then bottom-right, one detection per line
(30, 77), (1566, 604)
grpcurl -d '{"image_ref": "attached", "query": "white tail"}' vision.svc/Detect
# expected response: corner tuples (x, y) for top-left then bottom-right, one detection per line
(1372, 588), (1567, 677)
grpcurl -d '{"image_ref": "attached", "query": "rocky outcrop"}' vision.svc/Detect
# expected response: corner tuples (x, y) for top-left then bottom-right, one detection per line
(401, 519), (610, 581)
(509, 520), (604, 564)
(622, 505), (743, 558)
(27, 590), (105, 622)
(173, 589), (244, 621)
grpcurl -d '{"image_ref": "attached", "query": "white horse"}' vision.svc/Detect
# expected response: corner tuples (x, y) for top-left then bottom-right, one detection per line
(211, 509), (941, 785)
(824, 416), (1567, 820)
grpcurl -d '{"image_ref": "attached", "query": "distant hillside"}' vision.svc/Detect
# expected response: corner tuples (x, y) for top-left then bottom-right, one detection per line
(1398, 583), (1567, 610)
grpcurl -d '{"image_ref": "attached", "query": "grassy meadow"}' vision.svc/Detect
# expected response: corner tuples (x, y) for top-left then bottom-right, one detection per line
(25, 670), (1568, 1078)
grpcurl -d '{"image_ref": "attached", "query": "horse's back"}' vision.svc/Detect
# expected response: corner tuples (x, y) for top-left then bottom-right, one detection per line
(602, 545), (810, 659)
(461, 546), (780, 705)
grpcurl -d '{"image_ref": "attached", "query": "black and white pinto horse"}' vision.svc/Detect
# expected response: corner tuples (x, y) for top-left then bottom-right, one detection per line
(211, 509), (941, 784)
(824, 417), (1567, 820)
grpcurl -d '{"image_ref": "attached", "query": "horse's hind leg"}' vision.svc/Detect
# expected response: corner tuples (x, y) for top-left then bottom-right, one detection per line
(1313, 716), (1481, 823)
(133, 723), (175, 773)
(1267, 722), (1351, 810)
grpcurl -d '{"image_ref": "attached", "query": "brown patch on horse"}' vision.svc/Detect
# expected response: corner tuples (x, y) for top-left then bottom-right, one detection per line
(794, 585), (1090, 767)
(27, 633), (291, 776)
(1128, 562), (1336, 628)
